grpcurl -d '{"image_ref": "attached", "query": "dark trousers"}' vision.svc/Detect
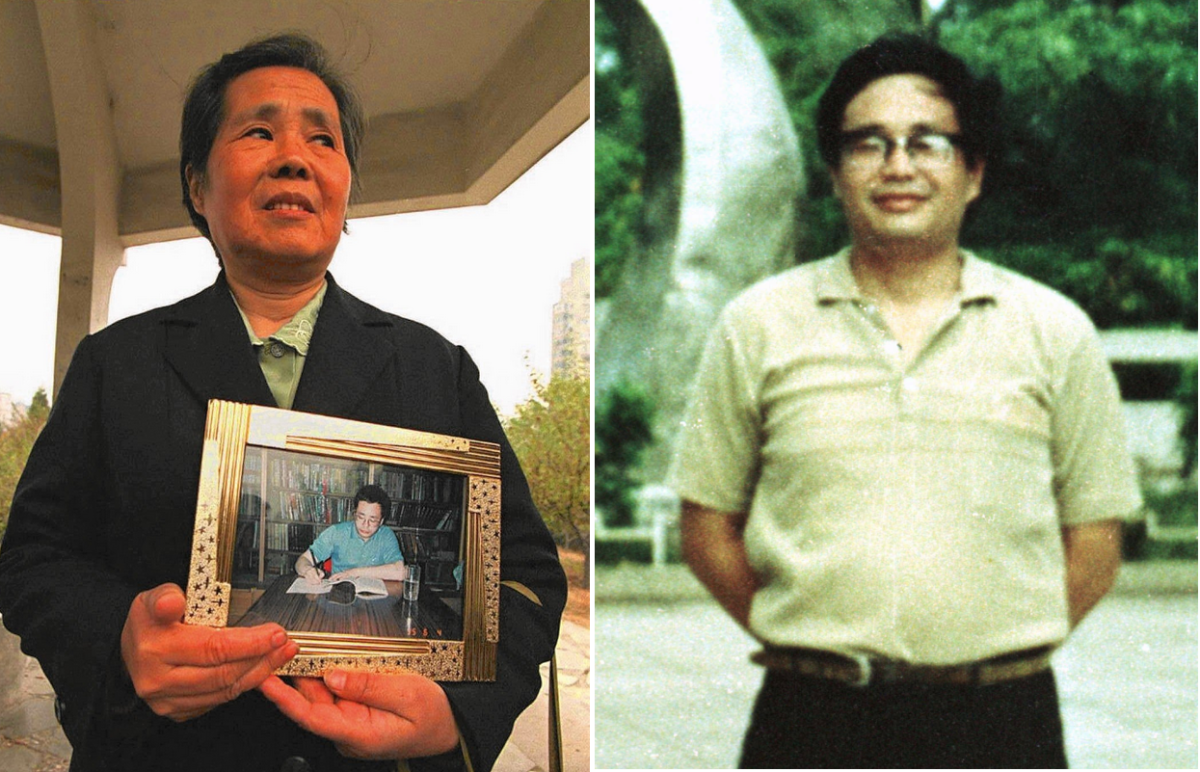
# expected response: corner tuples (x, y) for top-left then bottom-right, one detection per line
(740, 668), (1068, 769)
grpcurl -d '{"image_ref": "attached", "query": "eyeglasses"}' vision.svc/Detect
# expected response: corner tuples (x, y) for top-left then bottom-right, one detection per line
(839, 130), (963, 170)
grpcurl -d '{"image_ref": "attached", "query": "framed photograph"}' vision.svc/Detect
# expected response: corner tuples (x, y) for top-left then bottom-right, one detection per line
(184, 399), (500, 681)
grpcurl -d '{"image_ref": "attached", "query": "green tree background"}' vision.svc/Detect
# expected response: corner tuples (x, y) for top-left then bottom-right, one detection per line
(595, 381), (655, 529)
(938, 0), (1197, 330)
(0, 388), (50, 537)
(596, 4), (646, 299)
(504, 373), (591, 559)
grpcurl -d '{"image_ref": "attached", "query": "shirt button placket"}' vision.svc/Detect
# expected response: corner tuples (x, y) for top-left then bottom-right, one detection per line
(896, 375), (920, 418)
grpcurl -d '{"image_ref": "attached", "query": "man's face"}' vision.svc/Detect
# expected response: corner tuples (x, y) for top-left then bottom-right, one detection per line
(187, 66), (352, 277)
(353, 502), (383, 540)
(830, 74), (983, 252)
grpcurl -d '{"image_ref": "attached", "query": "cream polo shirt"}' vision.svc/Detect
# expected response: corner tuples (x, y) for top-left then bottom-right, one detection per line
(233, 282), (326, 410)
(669, 249), (1142, 665)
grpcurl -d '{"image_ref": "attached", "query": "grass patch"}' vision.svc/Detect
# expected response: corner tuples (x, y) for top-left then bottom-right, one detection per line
(1144, 485), (1199, 528)
(1126, 481), (1198, 561)
(595, 536), (682, 565)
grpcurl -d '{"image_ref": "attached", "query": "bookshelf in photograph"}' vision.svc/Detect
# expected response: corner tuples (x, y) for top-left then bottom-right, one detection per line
(376, 467), (465, 590)
(233, 447), (466, 591)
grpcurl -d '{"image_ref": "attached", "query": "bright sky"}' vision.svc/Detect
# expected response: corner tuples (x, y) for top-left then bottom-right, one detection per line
(0, 123), (592, 417)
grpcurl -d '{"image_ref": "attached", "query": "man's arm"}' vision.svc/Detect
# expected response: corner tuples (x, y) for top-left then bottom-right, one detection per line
(330, 560), (407, 582)
(1047, 323), (1141, 630)
(680, 500), (760, 631)
(1062, 518), (1122, 628)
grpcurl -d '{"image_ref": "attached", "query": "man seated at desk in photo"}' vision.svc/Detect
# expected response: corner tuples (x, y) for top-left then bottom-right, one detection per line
(295, 484), (407, 583)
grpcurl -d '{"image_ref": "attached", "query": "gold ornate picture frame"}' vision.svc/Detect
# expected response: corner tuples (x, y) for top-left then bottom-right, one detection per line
(184, 400), (500, 681)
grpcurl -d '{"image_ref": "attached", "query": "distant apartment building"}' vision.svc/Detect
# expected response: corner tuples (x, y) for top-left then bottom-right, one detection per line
(551, 257), (591, 379)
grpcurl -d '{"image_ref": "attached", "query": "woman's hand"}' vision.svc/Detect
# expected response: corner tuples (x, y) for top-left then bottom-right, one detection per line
(260, 670), (459, 760)
(121, 584), (298, 721)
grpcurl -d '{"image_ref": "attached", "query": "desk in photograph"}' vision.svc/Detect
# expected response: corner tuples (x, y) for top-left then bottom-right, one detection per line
(235, 575), (462, 640)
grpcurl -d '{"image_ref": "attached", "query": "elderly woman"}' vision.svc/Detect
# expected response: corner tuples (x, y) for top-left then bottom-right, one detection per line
(0, 34), (565, 772)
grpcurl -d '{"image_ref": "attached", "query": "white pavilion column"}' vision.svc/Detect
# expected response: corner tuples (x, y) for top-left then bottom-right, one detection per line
(36, 0), (125, 397)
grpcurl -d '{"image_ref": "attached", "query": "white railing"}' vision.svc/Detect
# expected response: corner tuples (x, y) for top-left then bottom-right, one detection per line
(594, 486), (677, 566)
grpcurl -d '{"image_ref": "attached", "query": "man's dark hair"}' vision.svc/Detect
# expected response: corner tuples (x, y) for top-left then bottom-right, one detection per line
(353, 484), (391, 523)
(179, 33), (365, 256)
(816, 33), (1000, 171)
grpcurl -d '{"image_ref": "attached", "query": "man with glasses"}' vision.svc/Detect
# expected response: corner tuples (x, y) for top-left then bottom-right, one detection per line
(669, 34), (1140, 768)
(296, 485), (406, 583)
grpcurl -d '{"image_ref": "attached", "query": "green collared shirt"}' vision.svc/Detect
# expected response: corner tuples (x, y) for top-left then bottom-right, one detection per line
(232, 282), (327, 410)
(670, 248), (1141, 664)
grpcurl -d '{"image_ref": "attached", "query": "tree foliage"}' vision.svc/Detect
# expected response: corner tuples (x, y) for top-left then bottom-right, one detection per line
(595, 2), (646, 298)
(595, 381), (654, 527)
(505, 374), (590, 554)
(0, 388), (50, 537)
(939, 0), (1197, 329)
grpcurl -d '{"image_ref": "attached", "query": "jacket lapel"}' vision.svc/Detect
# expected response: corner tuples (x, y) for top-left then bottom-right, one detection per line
(293, 273), (397, 419)
(162, 274), (276, 406)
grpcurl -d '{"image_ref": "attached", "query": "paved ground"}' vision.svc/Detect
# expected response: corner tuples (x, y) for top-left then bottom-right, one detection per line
(0, 657), (68, 772)
(0, 617), (590, 772)
(595, 561), (1197, 770)
(496, 618), (590, 772)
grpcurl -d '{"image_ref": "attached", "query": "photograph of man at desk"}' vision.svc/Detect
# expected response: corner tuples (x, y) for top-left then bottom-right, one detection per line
(294, 484), (407, 585)
(229, 450), (466, 641)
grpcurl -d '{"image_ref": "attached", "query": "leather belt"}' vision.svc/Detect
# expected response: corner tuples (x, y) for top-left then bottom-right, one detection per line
(751, 646), (1054, 688)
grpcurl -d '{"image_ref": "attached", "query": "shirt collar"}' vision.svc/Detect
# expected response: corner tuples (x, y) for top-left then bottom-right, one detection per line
(814, 247), (863, 303)
(814, 247), (999, 306)
(957, 250), (1001, 305)
(233, 281), (327, 355)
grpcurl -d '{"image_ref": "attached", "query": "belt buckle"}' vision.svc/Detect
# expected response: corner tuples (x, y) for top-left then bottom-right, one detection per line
(849, 653), (872, 688)
(850, 655), (908, 687)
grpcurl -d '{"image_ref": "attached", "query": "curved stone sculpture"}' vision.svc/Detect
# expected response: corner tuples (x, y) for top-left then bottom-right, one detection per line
(597, 0), (803, 479)
(597, 0), (918, 483)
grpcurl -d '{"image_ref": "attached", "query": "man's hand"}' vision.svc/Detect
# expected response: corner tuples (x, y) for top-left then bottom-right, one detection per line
(295, 551), (324, 584)
(259, 670), (459, 760)
(120, 584), (299, 722)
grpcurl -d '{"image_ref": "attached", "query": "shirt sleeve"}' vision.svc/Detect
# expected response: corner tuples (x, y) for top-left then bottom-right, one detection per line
(1050, 322), (1144, 525)
(667, 305), (764, 514)
(307, 523), (338, 563)
(380, 528), (403, 563)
